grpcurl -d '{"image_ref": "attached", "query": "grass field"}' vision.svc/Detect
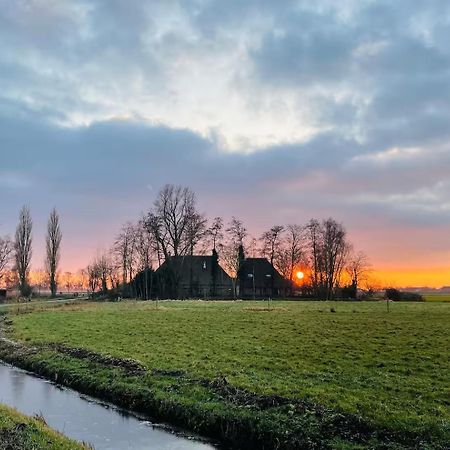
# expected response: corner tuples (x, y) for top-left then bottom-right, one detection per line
(5, 300), (450, 449)
(424, 293), (450, 302)
(0, 404), (86, 449)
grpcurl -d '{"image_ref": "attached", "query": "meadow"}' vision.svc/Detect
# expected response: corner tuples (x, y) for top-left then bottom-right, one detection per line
(4, 300), (450, 449)
(424, 293), (450, 302)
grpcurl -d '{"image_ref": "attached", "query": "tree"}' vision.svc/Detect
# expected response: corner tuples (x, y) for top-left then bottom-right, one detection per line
(63, 272), (73, 292)
(145, 185), (205, 298)
(260, 225), (284, 265)
(305, 218), (349, 300)
(145, 185), (202, 260)
(306, 219), (322, 297)
(208, 217), (224, 251)
(87, 262), (101, 294)
(346, 250), (371, 296)
(260, 225), (284, 296)
(114, 222), (137, 284)
(86, 252), (112, 294)
(135, 218), (155, 272)
(320, 218), (349, 300)
(15, 206), (33, 296)
(276, 224), (304, 295)
(45, 208), (62, 297)
(0, 235), (13, 286)
(219, 217), (247, 298)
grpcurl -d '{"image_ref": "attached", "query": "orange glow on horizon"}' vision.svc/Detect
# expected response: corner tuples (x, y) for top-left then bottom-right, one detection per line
(371, 268), (450, 289)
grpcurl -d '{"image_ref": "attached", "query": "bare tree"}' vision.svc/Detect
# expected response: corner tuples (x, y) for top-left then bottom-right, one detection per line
(226, 217), (247, 247)
(87, 262), (101, 294)
(114, 222), (137, 284)
(97, 252), (111, 293)
(106, 249), (121, 290)
(77, 268), (89, 292)
(186, 210), (208, 255)
(15, 206), (33, 296)
(219, 217), (247, 298)
(208, 217), (224, 251)
(276, 224), (304, 295)
(87, 252), (112, 294)
(305, 218), (349, 300)
(260, 225), (284, 296)
(146, 185), (202, 260)
(0, 235), (13, 286)
(135, 218), (155, 271)
(346, 250), (371, 294)
(260, 225), (284, 266)
(45, 208), (62, 297)
(247, 236), (259, 258)
(306, 219), (322, 296)
(63, 272), (73, 292)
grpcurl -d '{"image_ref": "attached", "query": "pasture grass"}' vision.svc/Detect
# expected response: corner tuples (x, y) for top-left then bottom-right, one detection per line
(424, 293), (450, 302)
(6, 300), (450, 448)
(0, 404), (87, 449)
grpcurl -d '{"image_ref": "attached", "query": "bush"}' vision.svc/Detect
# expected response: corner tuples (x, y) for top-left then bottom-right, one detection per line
(400, 291), (424, 302)
(385, 288), (424, 302)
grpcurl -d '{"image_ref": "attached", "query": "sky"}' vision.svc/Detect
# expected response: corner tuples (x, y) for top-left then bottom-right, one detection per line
(1, 0), (450, 287)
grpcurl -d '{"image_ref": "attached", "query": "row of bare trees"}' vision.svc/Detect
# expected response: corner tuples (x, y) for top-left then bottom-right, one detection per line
(0, 206), (62, 297)
(85, 184), (370, 299)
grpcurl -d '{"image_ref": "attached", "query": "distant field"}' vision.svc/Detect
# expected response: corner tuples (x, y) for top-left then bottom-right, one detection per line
(9, 300), (450, 447)
(424, 293), (450, 302)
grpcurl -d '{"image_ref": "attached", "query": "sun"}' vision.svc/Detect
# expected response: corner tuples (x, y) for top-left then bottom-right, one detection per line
(296, 271), (304, 280)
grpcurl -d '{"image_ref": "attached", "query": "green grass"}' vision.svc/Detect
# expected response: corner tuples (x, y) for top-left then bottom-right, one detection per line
(0, 404), (87, 449)
(6, 300), (450, 448)
(424, 293), (450, 302)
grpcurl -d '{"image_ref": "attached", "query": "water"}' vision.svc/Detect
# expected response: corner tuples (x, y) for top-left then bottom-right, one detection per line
(0, 362), (217, 450)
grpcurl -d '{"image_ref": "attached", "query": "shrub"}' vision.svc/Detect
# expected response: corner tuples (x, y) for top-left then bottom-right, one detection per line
(385, 288), (424, 302)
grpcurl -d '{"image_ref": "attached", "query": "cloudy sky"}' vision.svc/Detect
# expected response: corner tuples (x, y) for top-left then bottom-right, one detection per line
(1, 0), (450, 286)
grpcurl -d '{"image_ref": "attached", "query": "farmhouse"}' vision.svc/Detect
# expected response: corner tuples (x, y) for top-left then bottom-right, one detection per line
(132, 251), (289, 300)
(151, 252), (233, 299)
(238, 257), (289, 298)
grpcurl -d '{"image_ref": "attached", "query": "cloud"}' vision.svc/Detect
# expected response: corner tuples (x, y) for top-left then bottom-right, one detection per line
(0, 1), (450, 272)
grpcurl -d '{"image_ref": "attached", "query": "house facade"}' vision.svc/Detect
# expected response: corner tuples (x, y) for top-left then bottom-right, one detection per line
(237, 258), (289, 298)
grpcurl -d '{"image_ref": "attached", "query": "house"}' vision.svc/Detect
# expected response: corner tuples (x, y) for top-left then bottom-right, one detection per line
(150, 252), (233, 299)
(238, 258), (288, 298)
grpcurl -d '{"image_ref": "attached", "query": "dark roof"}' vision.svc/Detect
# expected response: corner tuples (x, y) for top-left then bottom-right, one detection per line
(156, 255), (232, 286)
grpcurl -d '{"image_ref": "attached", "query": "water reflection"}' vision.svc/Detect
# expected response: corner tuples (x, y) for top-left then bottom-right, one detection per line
(0, 363), (216, 450)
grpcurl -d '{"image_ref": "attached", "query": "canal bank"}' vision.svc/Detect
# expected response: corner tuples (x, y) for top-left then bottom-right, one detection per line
(0, 362), (215, 450)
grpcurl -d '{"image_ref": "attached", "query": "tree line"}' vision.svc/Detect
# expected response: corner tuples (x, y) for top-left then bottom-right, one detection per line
(0, 185), (371, 299)
(0, 206), (62, 297)
(86, 184), (371, 299)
